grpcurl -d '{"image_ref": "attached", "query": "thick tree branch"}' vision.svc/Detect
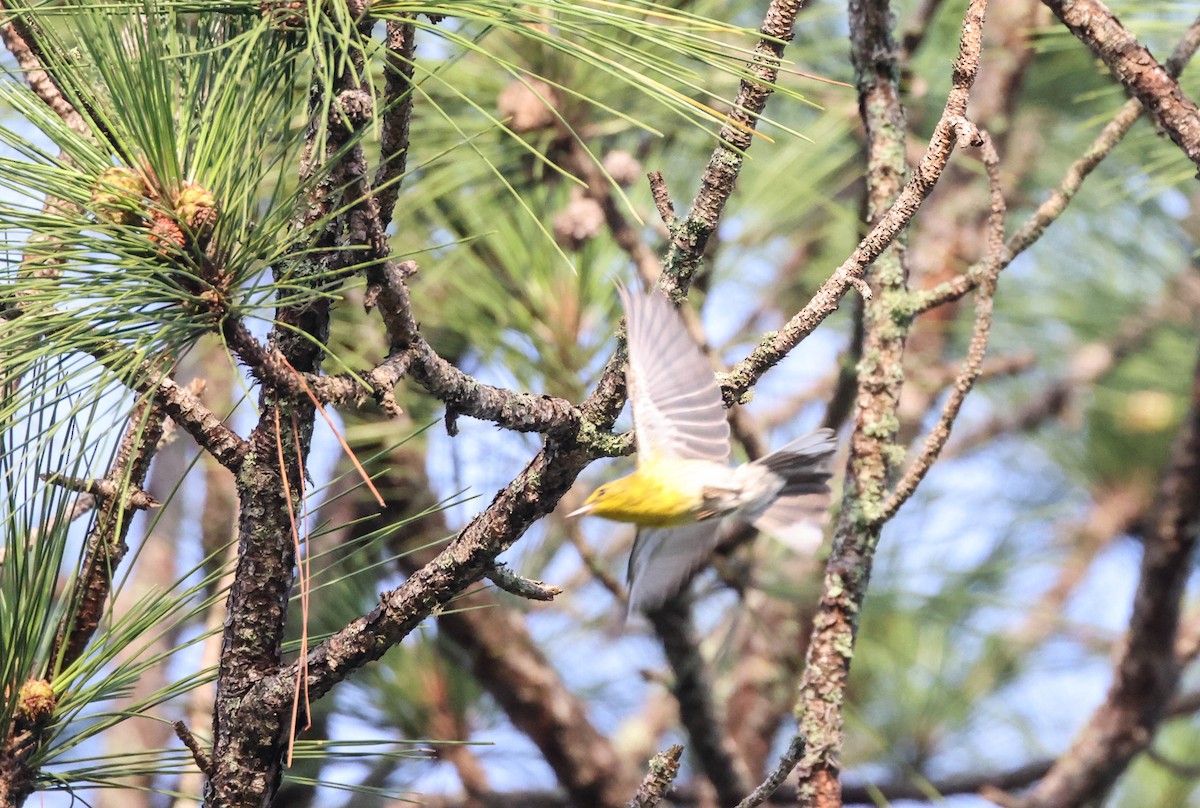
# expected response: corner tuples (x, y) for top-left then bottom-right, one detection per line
(331, 439), (634, 808)
(206, 20), (377, 805)
(791, 3), (989, 807)
(372, 261), (582, 435)
(1042, 0), (1200, 170)
(647, 600), (750, 806)
(1013, 349), (1200, 807)
(87, 345), (247, 471)
(143, 374), (246, 472)
(248, 437), (593, 717)
(375, 18), (417, 230)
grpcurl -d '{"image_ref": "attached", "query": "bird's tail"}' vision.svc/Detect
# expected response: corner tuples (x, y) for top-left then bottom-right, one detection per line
(749, 429), (836, 551)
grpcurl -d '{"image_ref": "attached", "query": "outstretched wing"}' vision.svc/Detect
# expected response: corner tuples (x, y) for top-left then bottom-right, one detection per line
(626, 522), (723, 614)
(620, 287), (730, 464)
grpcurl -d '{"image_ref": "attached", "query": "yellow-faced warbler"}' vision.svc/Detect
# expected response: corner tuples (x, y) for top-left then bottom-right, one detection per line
(571, 287), (836, 613)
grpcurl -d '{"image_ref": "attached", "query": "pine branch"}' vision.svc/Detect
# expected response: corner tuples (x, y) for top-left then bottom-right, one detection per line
(50, 400), (168, 668)
(648, 598), (750, 806)
(0, 1), (84, 132)
(914, 14), (1200, 313)
(1012, 349), (1200, 807)
(792, 2), (990, 805)
(1043, 0), (1200, 169)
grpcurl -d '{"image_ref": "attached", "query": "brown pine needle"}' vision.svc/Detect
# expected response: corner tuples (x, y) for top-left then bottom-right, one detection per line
(280, 355), (385, 508)
(291, 412), (313, 747)
(274, 408), (310, 768)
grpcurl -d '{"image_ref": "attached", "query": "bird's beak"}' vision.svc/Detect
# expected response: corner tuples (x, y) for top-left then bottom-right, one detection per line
(567, 502), (595, 518)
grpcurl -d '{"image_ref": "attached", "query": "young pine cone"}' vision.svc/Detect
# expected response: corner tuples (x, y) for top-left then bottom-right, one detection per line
(90, 166), (148, 225)
(147, 211), (186, 254)
(174, 181), (218, 240)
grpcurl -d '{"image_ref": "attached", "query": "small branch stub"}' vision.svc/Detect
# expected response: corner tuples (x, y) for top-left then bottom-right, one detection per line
(647, 170), (676, 227)
(627, 745), (684, 808)
(174, 720), (212, 775)
(486, 563), (563, 602)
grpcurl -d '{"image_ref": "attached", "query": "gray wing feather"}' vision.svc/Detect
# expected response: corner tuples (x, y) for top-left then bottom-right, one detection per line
(627, 522), (723, 614)
(751, 493), (830, 554)
(620, 287), (730, 463)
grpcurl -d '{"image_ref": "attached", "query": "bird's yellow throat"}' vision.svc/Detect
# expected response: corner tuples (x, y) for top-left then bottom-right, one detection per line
(578, 458), (714, 528)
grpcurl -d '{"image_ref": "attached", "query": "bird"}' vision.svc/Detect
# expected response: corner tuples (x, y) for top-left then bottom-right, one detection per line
(570, 286), (837, 614)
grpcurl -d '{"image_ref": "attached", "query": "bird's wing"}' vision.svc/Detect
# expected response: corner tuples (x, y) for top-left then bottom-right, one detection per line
(620, 286), (730, 464)
(750, 493), (830, 554)
(626, 521), (723, 614)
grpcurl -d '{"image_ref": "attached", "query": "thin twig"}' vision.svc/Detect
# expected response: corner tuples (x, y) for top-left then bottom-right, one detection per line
(735, 735), (806, 808)
(721, 3), (992, 405)
(913, 14), (1200, 313)
(656, 0), (813, 297)
(41, 473), (158, 511)
(173, 721), (211, 775)
(877, 128), (1005, 523)
(647, 170), (676, 227)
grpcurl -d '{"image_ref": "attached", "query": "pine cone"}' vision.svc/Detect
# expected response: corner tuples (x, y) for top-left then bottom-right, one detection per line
(16, 679), (55, 725)
(497, 79), (560, 134)
(90, 166), (148, 225)
(174, 181), (218, 240)
(148, 212), (186, 254)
